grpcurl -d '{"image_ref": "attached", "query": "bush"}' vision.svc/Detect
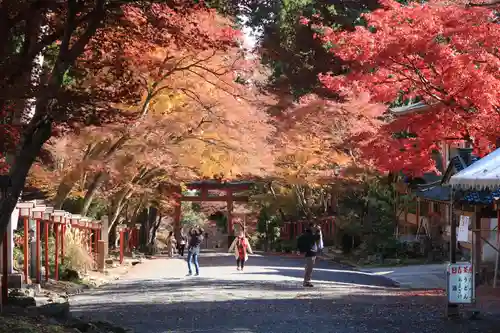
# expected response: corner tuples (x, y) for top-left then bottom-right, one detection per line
(281, 240), (296, 253)
(62, 228), (94, 273)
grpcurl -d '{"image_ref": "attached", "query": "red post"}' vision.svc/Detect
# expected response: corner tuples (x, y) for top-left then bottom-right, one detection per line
(88, 227), (92, 254)
(497, 208), (500, 243)
(119, 228), (124, 264)
(133, 229), (138, 249)
(35, 218), (41, 283)
(60, 223), (65, 265)
(44, 221), (49, 281)
(2, 231), (8, 305)
(54, 223), (59, 281)
(227, 189), (233, 236)
(23, 217), (29, 284)
(95, 227), (99, 254)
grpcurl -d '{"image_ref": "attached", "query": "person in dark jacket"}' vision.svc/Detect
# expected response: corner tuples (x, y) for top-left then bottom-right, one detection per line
(186, 227), (204, 276)
(297, 223), (322, 287)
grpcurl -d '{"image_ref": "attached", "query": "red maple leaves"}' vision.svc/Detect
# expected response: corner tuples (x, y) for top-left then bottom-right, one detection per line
(303, 0), (500, 175)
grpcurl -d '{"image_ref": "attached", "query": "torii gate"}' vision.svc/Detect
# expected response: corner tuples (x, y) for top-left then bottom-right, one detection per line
(172, 180), (252, 246)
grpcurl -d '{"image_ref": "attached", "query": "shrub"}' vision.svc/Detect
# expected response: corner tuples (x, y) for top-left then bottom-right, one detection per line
(63, 228), (94, 273)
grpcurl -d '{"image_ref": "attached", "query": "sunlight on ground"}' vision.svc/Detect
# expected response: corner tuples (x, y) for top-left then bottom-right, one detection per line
(371, 271), (395, 276)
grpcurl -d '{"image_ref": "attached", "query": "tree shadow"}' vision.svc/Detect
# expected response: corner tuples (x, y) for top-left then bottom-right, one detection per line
(243, 267), (398, 288)
(77, 276), (396, 299)
(71, 293), (500, 333)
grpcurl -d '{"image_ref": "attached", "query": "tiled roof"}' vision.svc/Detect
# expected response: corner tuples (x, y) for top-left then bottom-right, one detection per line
(414, 150), (498, 204)
(415, 185), (450, 202)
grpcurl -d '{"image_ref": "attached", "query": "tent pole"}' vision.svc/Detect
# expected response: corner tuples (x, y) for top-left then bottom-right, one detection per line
(494, 206), (500, 288)
(447, 187), (459, 317)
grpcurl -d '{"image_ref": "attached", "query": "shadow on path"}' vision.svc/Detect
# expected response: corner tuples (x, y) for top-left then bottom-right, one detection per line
(71, 293), (500, 333)
(77, 277), (396, 299)
(243, 267), (398, 288)
(193, 253), (398, 288)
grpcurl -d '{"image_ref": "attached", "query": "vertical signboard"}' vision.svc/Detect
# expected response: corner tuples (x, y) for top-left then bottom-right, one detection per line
(447, 262), (474, 304)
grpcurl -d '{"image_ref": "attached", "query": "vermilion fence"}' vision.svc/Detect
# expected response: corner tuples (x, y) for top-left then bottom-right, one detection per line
(15, 202), (103, 283)
(1, 201), (106, 306)
(280, 217), (335, 240)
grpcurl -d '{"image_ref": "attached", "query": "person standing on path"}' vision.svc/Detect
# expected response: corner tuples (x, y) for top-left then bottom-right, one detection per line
(178, 230), (187, 256)
(297, 223), (322, 287)
(228, 231), (253, 271)
(186, 227), (204, 276)
(166, 231), (177, 257)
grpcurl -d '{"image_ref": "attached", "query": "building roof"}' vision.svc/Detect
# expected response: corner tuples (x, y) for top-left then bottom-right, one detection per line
(450, 148), (500, 191)
(389, 101), (430, 115)
(414, 149), (499, 205)
(414, 185), (450, 202)
(185, 180), (254, 190)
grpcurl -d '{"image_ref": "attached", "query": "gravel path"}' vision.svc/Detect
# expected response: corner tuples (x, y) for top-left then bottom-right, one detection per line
(70, 252), (499, 333)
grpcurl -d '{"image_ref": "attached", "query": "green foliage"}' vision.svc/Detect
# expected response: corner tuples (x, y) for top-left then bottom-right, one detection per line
(336, 178), (400, 257)
(180, 202), (207, 228)
(256, 207), (282, 250)
(233, 0), (380, 97)
(61, 197), (107, 219)
(274, 239), (296, 253)
(44, 43), (77, 87)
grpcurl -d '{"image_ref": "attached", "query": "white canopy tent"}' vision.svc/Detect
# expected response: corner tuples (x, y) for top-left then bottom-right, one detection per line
(449, 148), (500, 190)
(449, 148), (500, 287)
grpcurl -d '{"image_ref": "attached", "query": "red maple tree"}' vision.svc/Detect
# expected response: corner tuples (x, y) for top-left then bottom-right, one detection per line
(0, 1), (242, 238)
(303, 0), (500, 175)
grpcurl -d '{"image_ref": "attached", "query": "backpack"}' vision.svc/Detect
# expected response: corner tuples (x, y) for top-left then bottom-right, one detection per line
(297, 234), (309, 253)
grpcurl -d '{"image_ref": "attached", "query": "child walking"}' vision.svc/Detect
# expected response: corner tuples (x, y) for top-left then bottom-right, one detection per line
(229, 231), (253, 271)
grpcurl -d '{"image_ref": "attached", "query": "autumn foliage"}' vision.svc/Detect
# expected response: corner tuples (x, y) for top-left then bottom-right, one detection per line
(303, 0), (500, 175)
(273, 93), (383, 184)
(25, 1), (274, 230)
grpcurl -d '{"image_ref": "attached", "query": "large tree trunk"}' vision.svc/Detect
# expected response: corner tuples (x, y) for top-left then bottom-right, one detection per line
(54, 136), (128, 209)
(109, 222), (117, 249)
(149, 210), (161, 245)
(0, 120), (52, 239)
(146, 207), (159, 255)
(138, 208), (149, 251)
(80, 171), (107, 215)
(1, 0), (107, 235)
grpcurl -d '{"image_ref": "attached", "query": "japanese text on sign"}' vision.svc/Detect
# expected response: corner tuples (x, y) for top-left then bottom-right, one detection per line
(447, 263), (473, 304)
(457, 215), (470, 242)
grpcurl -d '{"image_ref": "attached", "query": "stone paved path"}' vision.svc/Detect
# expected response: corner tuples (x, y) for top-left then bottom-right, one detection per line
(70, 252), (499, 333)
(363, 264), (447, 289)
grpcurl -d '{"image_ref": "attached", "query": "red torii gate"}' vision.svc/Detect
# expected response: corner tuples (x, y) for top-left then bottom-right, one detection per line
(172, 180), (252, 245)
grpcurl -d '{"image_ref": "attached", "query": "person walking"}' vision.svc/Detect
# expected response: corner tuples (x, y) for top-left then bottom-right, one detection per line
(228, 231), (253, 271)
(166, 231), (177, 257)
(297, 223), (323, 287)
(186, 227), (204, 276)
(178, 231), (187, 256)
